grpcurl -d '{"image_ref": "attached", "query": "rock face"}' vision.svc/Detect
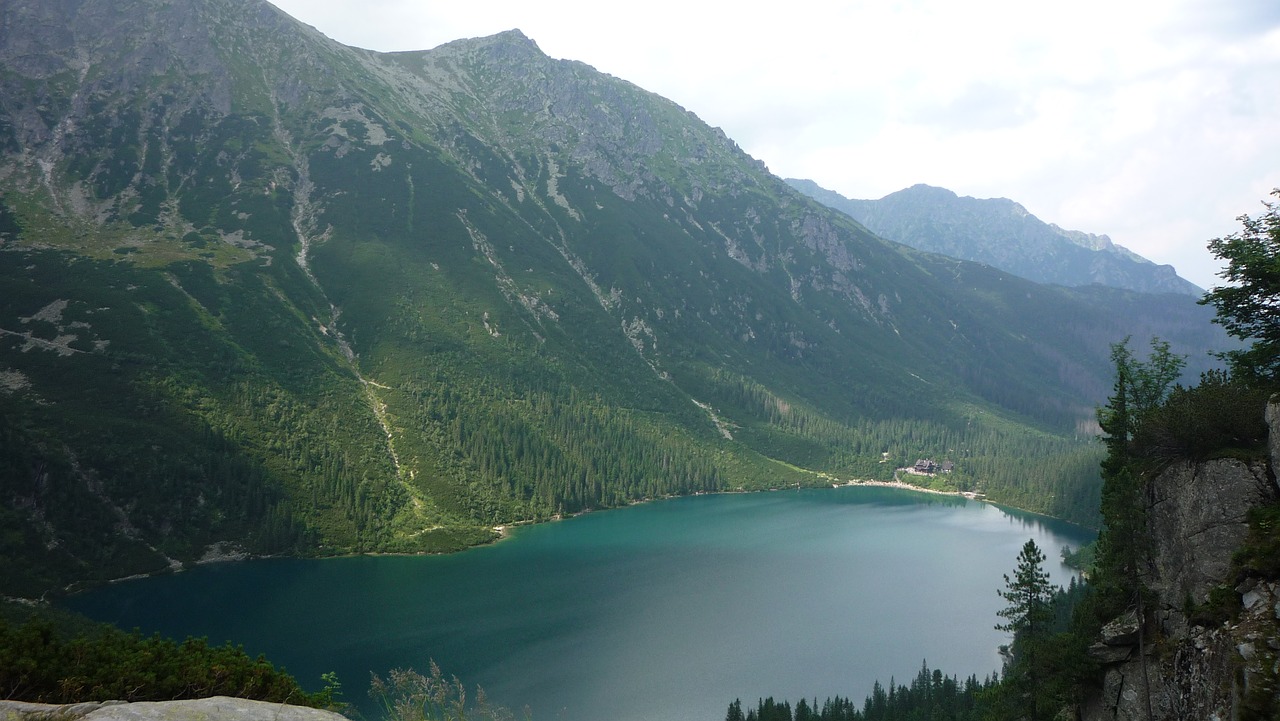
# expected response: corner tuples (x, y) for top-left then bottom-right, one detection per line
(0, 696), (346, 721)
(1083, 400), (1280, 721)
(1145, 458), (1274, 632)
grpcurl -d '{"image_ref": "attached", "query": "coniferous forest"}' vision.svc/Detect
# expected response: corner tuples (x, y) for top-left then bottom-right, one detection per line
(0, 2), (1271, 719)
(0, 0), (1235, 599)
(722, 191), (1280, 721)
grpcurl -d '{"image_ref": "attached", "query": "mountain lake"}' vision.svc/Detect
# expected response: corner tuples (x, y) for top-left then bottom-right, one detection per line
(64, 486), (1093, 721)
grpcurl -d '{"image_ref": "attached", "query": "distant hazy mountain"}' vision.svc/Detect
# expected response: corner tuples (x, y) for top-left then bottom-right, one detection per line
(787, 180), (1202, 297)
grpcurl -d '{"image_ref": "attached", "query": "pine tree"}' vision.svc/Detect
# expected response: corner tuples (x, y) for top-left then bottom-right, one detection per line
(1089, 336), (1184, 721)
(995, 539), (1058, 721)
(1093, 337), (1183, 613)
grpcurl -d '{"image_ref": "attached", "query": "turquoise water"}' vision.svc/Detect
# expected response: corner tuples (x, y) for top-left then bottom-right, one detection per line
(64, 487), (1093, 721)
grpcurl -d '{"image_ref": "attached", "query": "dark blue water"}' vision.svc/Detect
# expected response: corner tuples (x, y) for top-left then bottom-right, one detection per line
(64, 487), (1093, 721)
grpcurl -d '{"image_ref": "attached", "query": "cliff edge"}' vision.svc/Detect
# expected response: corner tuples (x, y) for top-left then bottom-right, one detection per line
(1083, 400), (1280, 720)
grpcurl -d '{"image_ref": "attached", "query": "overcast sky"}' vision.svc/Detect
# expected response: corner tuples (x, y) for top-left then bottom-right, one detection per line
(267, 0), (1280, 291)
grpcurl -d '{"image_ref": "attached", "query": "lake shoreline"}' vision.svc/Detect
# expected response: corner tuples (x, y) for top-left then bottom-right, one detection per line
(833, 477), (986, 500)
(61, 488), (1094, 721)
(56, 476), (984, 598)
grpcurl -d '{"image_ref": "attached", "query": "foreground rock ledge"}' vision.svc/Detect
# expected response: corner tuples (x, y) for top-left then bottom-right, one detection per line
(0, 696), (347, 721)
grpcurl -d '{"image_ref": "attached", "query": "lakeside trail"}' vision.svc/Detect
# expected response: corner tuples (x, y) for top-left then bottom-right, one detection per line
(495, 475), (984, 541)
(62, 477), (980, 596)
(837, 477), (986, 500)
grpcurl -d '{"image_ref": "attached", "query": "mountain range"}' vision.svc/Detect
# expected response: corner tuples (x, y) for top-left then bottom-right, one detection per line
(0, 0), (1231, 596)
(787, 180), (1203, 297)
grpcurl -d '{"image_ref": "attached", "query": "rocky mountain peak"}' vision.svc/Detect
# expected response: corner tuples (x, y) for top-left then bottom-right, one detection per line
(0, 0), (1235, 600)
(899, 183), (956, 199)
(432, 27), (546, 65)
(789, 178), (1203, 296)
(488, 28), (540, 50)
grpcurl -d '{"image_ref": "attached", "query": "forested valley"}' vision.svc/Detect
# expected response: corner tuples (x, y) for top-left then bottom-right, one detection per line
(0, 2), (1266, 719)
(718, 193), (1280, 721)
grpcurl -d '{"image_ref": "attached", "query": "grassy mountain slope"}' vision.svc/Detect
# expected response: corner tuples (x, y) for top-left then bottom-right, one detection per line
(0, 0), (1227, 596)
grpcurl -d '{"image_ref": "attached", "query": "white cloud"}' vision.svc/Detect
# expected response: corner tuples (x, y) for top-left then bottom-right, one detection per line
(266, 0), (1280, 290)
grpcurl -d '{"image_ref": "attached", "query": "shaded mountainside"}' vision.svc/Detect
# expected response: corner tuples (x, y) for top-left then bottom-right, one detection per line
(787, 180), (1203, 297)
(0, 0), (1232, 596)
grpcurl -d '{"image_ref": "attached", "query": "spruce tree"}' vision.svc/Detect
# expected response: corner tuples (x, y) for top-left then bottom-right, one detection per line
(995, 538), (1058, 721)
(1093, 336), (1183, 614)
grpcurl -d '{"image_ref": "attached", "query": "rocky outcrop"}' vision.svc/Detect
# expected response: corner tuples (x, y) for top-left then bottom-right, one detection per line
(1084, 619), (1245, 721)
(1083, 400), (1280, 721)
(1145, 458), (1275, 636)
(0, 696), (346, 721)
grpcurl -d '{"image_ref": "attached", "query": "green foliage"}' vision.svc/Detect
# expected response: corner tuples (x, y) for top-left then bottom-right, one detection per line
(0, 197), (21, 238)
(1186, 583), (1242, 628)
(993, 539), (1060, 721)
(1130, 370), (1273, 462)
(0, 247), (465, 595)
(694, 369), (1106, 525)
(1063, 291), (1276, 717)
(996, 540), (1058, 639)
(1199, 189), (1280, 382)
(1091, 337), (1184, 620)
(727, 191), (1280, 721)
(0, 612), (322, 706)
(1235, 502), (1280, 581)
(1197, 501), (1280, 720)
(314, 671), (343, 710)
(0, 0), (1195, 602)
(1096, 337), (1186, 447)
(1231, 502), (1280, 721)
(1060, 542), (1095, 572)
(724, 551), (1100, 721)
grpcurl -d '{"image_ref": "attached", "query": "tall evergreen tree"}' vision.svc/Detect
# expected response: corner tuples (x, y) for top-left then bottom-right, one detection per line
(995, 539), (1058, 721)
(1093, 336), (1183, 614)
(1094, 341), (1142, 615)
(1089, 336), (1183, 721)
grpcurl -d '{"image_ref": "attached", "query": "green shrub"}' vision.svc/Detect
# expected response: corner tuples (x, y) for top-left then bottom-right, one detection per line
(1236, 503), (1280, 580)
(1131, 371), (1273, 462)
(0, 614), (323, 707)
